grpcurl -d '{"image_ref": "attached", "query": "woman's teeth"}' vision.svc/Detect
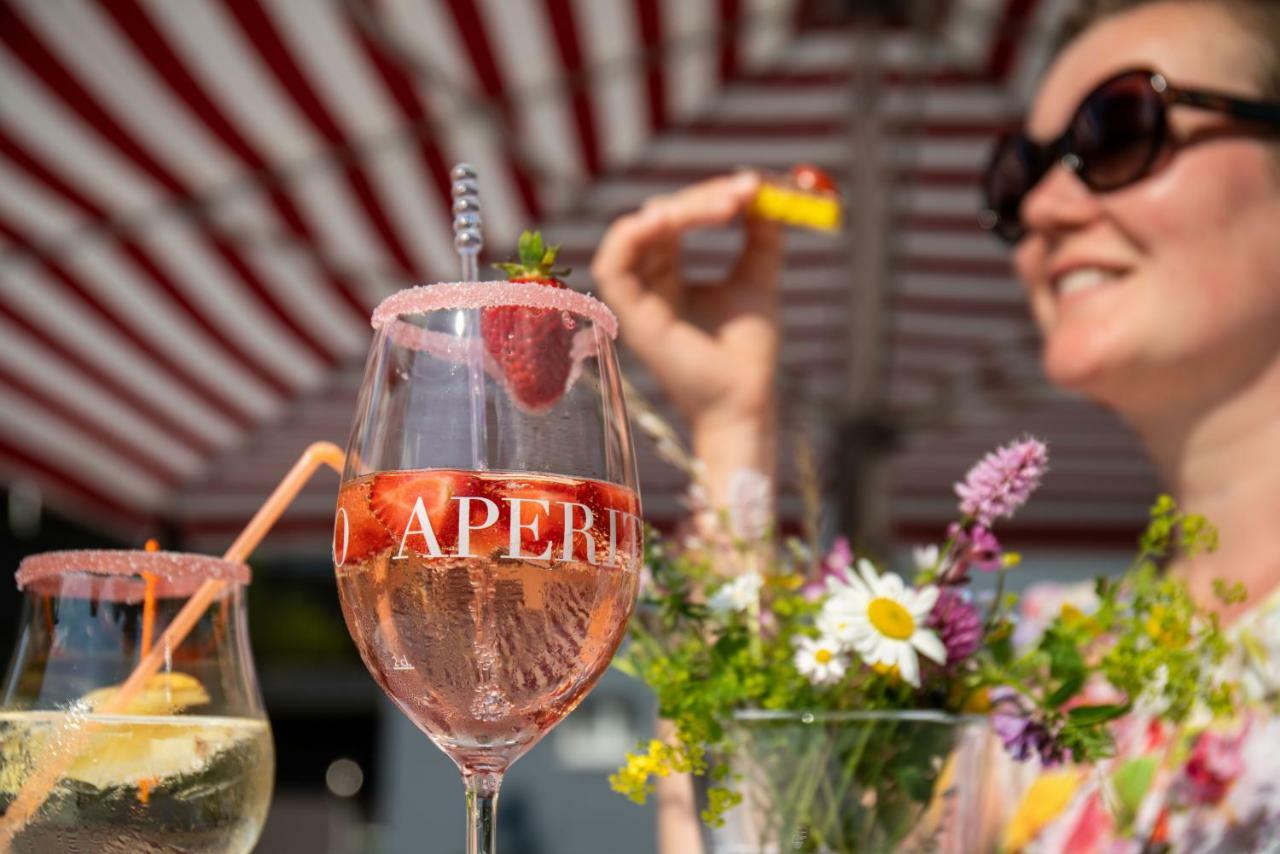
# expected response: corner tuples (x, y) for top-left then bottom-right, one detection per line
(1054, 268), (1120, 298)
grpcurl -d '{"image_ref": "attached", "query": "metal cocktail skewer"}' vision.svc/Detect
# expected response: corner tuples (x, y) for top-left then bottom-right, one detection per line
(451, 163), (489, 471)
(452, 164), (483, 282)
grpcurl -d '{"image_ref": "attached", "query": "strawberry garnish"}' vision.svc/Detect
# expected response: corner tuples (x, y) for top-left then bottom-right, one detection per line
(789, 163), (837, 194)
(369, 471), (460, 556)
(334, 479), (392, 564)
(482, 231), (576, 412)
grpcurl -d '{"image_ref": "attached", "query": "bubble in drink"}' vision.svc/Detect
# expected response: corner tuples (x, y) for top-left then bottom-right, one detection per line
(333, 469), (641, 770)
(0, 712), (272, 853)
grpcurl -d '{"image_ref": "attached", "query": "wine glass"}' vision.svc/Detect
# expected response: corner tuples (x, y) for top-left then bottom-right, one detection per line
(0, 550), (273, 852)
(333, 280), (641, 853)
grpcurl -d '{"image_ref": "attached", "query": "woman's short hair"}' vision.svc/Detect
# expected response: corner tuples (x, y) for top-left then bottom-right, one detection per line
(1060, 0), (1280, 99)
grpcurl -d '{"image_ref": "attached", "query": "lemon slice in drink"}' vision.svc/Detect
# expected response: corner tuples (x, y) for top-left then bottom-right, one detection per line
(79, 671), (210, 716)
(67, 671), (244, 788)
(0, 673), (234, 792)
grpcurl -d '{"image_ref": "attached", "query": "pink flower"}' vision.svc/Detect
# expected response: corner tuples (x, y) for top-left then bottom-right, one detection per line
(937, 523), (1003, 584)
(1173, 728), (1246, 806)
(954, 437), (1048, 527)
(802, 536), (854, 601)
(927, 588), (982, 665)
(726, 468), (772, 541)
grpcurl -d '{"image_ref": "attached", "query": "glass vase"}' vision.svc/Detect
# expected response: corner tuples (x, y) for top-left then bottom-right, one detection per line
(707, 710), (994, 854)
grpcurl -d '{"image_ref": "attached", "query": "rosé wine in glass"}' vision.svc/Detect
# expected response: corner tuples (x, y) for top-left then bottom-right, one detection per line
(334, 469), (641, 771)
(337, 265), (639, 853)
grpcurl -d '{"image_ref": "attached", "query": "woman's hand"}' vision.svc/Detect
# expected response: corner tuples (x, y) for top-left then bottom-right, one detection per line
(592, 171), (783, 486)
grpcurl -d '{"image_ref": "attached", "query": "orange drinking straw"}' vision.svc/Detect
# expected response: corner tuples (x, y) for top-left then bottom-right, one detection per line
(139, 539), (160, 658)
(0, 441), (346, 850)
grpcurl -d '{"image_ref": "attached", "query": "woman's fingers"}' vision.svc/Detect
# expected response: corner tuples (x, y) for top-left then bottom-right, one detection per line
(592, 171), (763, 306)
(731, 214), (783, 298)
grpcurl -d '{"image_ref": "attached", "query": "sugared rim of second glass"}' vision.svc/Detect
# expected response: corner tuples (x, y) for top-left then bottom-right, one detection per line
(371, 282), (619, 340)
(16, 549), (251, 599)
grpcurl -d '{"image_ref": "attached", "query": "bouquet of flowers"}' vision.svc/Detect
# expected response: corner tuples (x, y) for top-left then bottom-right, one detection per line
(610, 414), (1243, 851)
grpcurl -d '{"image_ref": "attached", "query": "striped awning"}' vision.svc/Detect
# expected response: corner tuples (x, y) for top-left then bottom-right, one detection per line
(0, 0), (1159, 556)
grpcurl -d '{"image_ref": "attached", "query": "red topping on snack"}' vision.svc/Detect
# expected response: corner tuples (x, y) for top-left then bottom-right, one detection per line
(789, 163), (837, 194)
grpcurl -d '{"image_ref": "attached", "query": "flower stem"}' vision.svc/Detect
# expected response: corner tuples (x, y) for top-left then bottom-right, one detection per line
(984, 568), (1009, 630)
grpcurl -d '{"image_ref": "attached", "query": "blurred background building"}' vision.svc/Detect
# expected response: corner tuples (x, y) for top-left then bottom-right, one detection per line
(0, 0), (1156, 851)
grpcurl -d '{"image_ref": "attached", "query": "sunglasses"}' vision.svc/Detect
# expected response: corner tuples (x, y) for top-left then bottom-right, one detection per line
(980, 68), (1280, 243)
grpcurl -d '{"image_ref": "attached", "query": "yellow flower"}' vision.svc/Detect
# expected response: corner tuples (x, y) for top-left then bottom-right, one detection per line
(609, 740), (690, 803)
(961, 686), (991, 713)
(1144, 605), (1188, 648)
(1002, 769), (1085, 852)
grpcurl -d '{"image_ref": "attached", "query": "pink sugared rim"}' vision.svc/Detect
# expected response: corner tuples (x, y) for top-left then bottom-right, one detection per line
(16, 550), (250, 600)
(372, 282), (619, 340)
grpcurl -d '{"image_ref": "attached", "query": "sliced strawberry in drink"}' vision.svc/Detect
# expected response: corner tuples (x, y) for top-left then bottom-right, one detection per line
(458, 478), (509, 558)
(581, 480), (642, 565)
(497, 477), (577, 560)
(370, 471), (461, 556)
(334, 479), (392, 564)
(482, 231), (576, 412)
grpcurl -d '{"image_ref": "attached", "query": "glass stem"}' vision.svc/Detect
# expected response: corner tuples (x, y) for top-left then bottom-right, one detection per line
(465, 770), (502, 854)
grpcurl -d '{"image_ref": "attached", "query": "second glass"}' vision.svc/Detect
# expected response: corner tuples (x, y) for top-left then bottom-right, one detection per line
(333, 282), (641, 853)
(0, 550), (272, 853)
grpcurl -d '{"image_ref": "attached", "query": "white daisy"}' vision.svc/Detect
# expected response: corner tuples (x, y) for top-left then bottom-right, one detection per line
(816, 606), (857, 647)
(912, 544), (940, 573)
(794, 635), (848, 685)
(707, 570), (763, 615)
(821, 560), (945, 687)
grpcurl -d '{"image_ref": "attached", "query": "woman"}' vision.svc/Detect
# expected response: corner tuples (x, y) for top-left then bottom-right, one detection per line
(593, 0), (1280, 849)
(980, 2), (1280, 848)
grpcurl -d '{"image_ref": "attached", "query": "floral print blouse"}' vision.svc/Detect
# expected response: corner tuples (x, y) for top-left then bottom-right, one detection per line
(1002, 583), (1280, 853)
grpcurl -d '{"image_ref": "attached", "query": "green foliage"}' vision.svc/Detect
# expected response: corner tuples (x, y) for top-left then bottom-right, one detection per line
(1111, 756), (1157, 832)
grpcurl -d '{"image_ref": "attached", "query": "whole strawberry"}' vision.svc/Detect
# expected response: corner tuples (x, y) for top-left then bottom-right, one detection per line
(481, 230), (576, 411)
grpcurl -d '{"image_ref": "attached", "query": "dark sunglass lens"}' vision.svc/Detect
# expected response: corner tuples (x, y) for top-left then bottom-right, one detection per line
(983, 136), (1034, 241)
(1072, 73), (1164, 189)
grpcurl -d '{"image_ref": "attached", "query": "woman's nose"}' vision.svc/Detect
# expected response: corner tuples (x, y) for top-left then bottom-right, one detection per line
(1019, 160), (1102, 238)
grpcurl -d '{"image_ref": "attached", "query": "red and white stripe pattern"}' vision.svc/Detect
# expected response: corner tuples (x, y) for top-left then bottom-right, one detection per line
(0, 0), (1159, 555)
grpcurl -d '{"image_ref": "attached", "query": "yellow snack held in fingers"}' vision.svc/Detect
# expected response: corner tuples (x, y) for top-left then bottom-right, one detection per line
(748, 164), (843, 232)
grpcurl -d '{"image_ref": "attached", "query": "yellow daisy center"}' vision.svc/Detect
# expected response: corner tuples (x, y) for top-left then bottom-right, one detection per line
(867, 597), (915, 640)
(815, 648), (834, 664)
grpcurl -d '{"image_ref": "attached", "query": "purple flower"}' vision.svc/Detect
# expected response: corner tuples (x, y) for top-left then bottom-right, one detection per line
(937, 523), (1003, 584)
(802, 536), (855, 601)
(927, 589), (983, 665)
(990, 688), (1068, 766)
(954, 437), (1049, 527)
